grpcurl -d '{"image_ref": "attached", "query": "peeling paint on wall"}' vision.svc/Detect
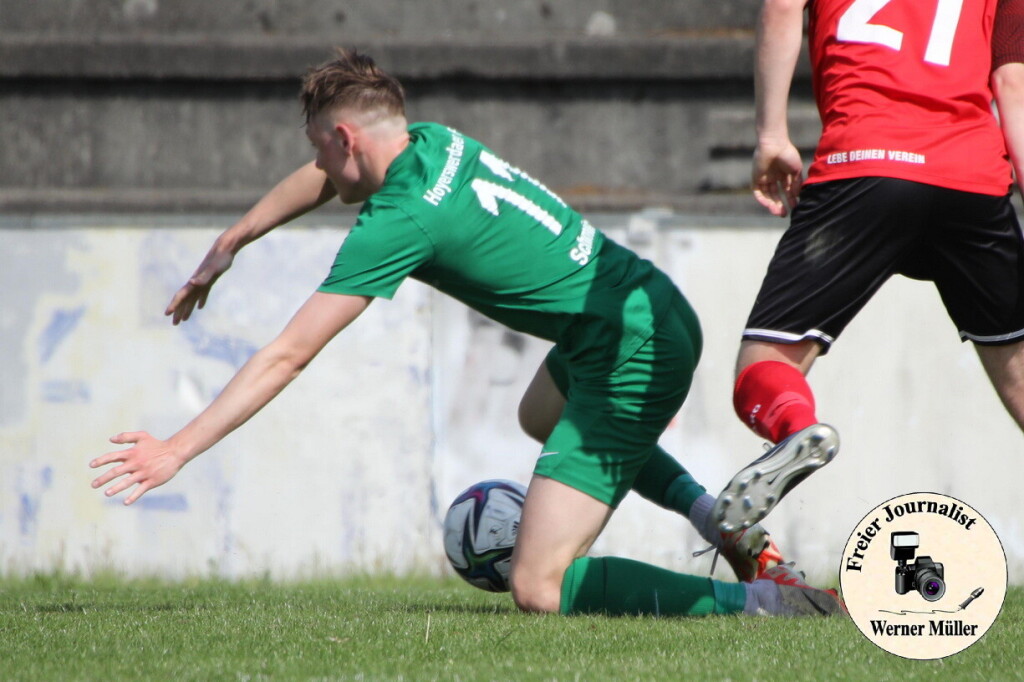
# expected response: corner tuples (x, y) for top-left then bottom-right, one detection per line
(1, 219), (1021, 583)
(38, 307), (86, 364)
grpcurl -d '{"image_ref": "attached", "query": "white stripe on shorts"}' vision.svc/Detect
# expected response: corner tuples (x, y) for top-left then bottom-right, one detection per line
(742, 328), (836, 346)
(959, 328), (1024, 344)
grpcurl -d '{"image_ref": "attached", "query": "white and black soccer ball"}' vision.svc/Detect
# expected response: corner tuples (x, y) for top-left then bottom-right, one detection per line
(443, 479), (527, 592)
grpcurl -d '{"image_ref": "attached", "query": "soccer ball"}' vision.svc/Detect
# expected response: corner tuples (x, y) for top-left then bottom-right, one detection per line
(443, 479), (527, 592)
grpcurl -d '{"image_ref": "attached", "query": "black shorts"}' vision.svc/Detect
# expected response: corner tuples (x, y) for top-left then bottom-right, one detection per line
(743, 177), (1024, 353)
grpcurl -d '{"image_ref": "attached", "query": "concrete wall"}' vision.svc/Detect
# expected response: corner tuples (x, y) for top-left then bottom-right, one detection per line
(2, 1), (760, 38)
(1, 212), (1021, 584)
(0, 0), (821, 213)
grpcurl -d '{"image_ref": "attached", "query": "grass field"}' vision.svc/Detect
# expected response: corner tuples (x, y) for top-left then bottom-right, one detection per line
(1, 574), (1021, 681)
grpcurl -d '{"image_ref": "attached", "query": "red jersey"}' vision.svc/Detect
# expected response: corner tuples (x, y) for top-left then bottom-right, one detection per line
(806, 0), (1013, 195)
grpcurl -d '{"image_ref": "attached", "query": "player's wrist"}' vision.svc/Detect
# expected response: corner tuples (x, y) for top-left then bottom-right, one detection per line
(756, 131), (792, 149)
(213, 228), (247, 256)
(164, 433), (204, 466)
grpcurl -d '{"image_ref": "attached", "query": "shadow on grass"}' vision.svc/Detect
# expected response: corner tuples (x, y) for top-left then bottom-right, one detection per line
(399, 602), (519, 615)
(31, 601), (205, 614)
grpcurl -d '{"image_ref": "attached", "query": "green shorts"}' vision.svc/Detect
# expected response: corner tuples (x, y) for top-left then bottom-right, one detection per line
(533, 293), (702, 507)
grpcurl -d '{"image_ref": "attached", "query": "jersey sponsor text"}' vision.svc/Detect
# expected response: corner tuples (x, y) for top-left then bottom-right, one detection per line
(423, 128), (466, 206)
(570, 220), (596, 266)
(826, 149), (926, 165)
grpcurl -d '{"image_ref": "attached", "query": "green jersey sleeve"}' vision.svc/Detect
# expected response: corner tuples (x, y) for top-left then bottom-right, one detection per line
(318, 200), (434, 299)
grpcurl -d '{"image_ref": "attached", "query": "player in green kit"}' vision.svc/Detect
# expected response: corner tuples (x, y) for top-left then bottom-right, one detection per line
(90, 49), (843, 617)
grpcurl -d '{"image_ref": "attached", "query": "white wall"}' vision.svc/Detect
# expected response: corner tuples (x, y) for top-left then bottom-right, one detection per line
(1, 212), (1020, 584)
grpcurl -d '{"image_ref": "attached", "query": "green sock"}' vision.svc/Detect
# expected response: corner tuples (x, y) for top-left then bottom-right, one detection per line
(631, 447), (707, 517)
(560, 556), (747, 616)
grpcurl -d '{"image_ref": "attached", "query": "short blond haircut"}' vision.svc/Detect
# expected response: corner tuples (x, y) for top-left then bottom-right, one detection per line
(300, 48), (406, 123)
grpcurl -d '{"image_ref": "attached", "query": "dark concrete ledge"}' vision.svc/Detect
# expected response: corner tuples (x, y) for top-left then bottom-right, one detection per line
(0, 187), (766, 216)
(0, 34), (783, 81)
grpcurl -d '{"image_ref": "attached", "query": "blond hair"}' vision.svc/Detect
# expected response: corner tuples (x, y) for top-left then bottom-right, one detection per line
(300, 48), (406, 124)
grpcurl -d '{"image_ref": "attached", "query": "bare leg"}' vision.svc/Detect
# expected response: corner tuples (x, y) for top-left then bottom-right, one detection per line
(509, 475), (613, 612)
(976, 340), (1024, 432)
(735, 338), (822, 378)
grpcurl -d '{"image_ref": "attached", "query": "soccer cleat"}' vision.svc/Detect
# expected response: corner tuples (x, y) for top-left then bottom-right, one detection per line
(758, 563), (847, 616)
(695, 524), (785, 582)
(713, 423), (839, 532)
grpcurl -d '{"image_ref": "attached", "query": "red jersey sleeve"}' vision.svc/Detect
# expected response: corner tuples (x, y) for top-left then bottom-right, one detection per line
(993, 0), (1024, 68)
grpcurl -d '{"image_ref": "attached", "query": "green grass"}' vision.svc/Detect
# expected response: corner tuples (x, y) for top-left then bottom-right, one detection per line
(0, 575), (1021, 681)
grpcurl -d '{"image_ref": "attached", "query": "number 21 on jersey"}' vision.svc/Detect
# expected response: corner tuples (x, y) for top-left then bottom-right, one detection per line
(836, 0), (964, 66)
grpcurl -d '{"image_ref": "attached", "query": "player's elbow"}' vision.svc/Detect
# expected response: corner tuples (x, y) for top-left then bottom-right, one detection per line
(260, 339), (316, 379)
(993, 63), (1024, 102)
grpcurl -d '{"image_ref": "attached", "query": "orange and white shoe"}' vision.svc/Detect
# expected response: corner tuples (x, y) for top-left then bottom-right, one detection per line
(758, 564), (848, 616)
(694, 523), (784, 582)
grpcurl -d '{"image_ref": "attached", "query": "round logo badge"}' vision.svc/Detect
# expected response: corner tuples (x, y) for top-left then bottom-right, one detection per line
(840, 493), (1006, 660)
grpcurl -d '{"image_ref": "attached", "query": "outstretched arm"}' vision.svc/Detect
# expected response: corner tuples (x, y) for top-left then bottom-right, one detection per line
(92, 291), (370, 505)
(166, 161), (338, 324)
(752, 0), (809, 217)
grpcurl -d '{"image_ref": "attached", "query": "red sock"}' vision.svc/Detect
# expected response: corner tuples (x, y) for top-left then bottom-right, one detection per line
(733, 361), (818, 443)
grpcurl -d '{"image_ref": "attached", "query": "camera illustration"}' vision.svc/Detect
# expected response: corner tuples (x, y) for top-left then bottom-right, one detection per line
(891, 531), (946, 601)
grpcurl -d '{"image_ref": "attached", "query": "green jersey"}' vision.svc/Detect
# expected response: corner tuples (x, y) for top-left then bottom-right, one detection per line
(318, 122), (679, 375)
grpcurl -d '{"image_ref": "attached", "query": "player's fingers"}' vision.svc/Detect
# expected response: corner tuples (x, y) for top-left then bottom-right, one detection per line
(752, 187), (774, 210)
(175, 301), (195, 325)
(110, 431), (148, 445)
(103, 472), (141, 498)
(91, 464), (132, 489)
(89, 449), (128, 470)
(165, 282), (197, 315)
(766, 175), (783, 202)
(754, 183), (785, 215)
(754, 188), (788, 217)
(785, 174), (802, 208)
(124, 482), (152, 506)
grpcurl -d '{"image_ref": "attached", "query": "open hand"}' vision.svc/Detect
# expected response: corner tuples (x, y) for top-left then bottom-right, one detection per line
(90, 432), (187, 505)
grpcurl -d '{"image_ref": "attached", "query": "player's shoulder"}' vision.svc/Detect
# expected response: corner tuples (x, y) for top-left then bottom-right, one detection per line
(379, 122), (477, 193)
(406, 122), (484, 161)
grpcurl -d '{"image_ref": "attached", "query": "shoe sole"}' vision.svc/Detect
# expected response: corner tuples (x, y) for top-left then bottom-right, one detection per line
(714, 424), (839, 532)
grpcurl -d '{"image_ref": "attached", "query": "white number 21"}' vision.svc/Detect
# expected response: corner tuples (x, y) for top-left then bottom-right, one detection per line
(836, 0), (964, 66)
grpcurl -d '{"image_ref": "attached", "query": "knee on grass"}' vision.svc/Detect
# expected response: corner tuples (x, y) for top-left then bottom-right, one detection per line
(509, 570), (562, 613)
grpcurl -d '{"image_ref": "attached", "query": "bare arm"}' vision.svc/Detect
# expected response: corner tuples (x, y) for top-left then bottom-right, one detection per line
(752, 0), (809, 217)
(993, 63), (1024, 196)
(92, 291), (370, 504)
(166, 161), (338, 324)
